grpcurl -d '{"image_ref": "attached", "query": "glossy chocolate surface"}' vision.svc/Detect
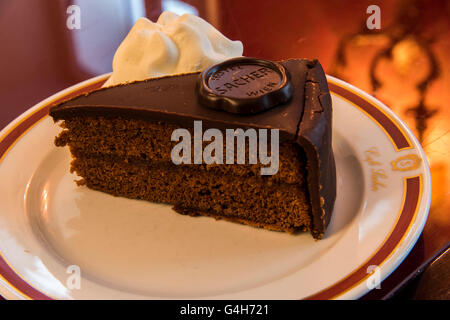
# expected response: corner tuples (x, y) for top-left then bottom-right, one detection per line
(198, 57), (293, 114)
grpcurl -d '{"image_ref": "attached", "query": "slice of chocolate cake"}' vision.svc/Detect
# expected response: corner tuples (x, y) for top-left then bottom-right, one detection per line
(49, 57), (336, 239)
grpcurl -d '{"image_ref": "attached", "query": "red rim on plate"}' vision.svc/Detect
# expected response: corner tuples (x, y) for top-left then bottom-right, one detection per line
(0, 76), (425, 300)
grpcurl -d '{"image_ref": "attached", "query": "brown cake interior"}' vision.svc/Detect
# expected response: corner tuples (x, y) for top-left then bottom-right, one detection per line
(55, 116), (313, 232)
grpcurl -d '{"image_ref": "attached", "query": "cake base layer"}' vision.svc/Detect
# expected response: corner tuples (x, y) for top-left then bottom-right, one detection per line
(71, 156), (312, 233)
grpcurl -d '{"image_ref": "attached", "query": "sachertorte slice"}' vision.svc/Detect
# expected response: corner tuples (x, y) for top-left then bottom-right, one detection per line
(49, 57), (336, 239)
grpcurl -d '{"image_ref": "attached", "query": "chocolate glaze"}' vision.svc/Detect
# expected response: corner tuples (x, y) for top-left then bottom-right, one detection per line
(50, 58), (336, 239)
(198, 57), (293, 114)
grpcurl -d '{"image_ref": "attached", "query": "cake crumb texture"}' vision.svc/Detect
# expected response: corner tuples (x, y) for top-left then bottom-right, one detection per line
(55, 116), (313, 232)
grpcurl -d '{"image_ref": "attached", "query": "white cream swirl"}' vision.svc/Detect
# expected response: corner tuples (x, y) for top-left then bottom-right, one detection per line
(103, 11), (243, 87)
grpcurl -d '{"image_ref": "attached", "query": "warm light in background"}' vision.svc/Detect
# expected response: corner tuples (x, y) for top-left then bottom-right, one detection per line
(326, 0), (450, 240)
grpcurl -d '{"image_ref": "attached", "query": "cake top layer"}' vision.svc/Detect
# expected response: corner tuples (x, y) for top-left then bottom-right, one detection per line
(50, 58), (314, 141)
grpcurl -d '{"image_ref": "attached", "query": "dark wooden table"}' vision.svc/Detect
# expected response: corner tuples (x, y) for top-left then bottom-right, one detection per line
(0, 0), (449, 300)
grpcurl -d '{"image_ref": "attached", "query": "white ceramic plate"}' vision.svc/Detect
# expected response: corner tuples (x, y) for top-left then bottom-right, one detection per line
(0, 74), (431, 300)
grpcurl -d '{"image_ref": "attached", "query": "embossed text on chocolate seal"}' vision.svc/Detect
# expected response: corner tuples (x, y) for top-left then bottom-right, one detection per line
(198, 57), (293, 114)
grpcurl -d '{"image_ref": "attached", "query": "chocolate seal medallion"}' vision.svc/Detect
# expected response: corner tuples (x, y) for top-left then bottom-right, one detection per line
(198, 57), (292, 114)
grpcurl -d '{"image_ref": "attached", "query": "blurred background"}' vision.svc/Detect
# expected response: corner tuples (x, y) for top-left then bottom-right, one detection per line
(0, 0), (448, 298)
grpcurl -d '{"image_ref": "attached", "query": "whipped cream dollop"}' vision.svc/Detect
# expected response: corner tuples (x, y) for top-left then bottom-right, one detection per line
(103, 11), (243, 87)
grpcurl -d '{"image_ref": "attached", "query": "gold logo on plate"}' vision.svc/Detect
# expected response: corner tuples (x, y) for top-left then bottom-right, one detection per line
(391, 154), (421, 171)
(363, 147), (388, 191)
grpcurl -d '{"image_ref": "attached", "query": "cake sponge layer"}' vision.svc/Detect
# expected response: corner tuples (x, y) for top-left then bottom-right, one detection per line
(56, 117), (307, 184)
(71, 155), (312, 232)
